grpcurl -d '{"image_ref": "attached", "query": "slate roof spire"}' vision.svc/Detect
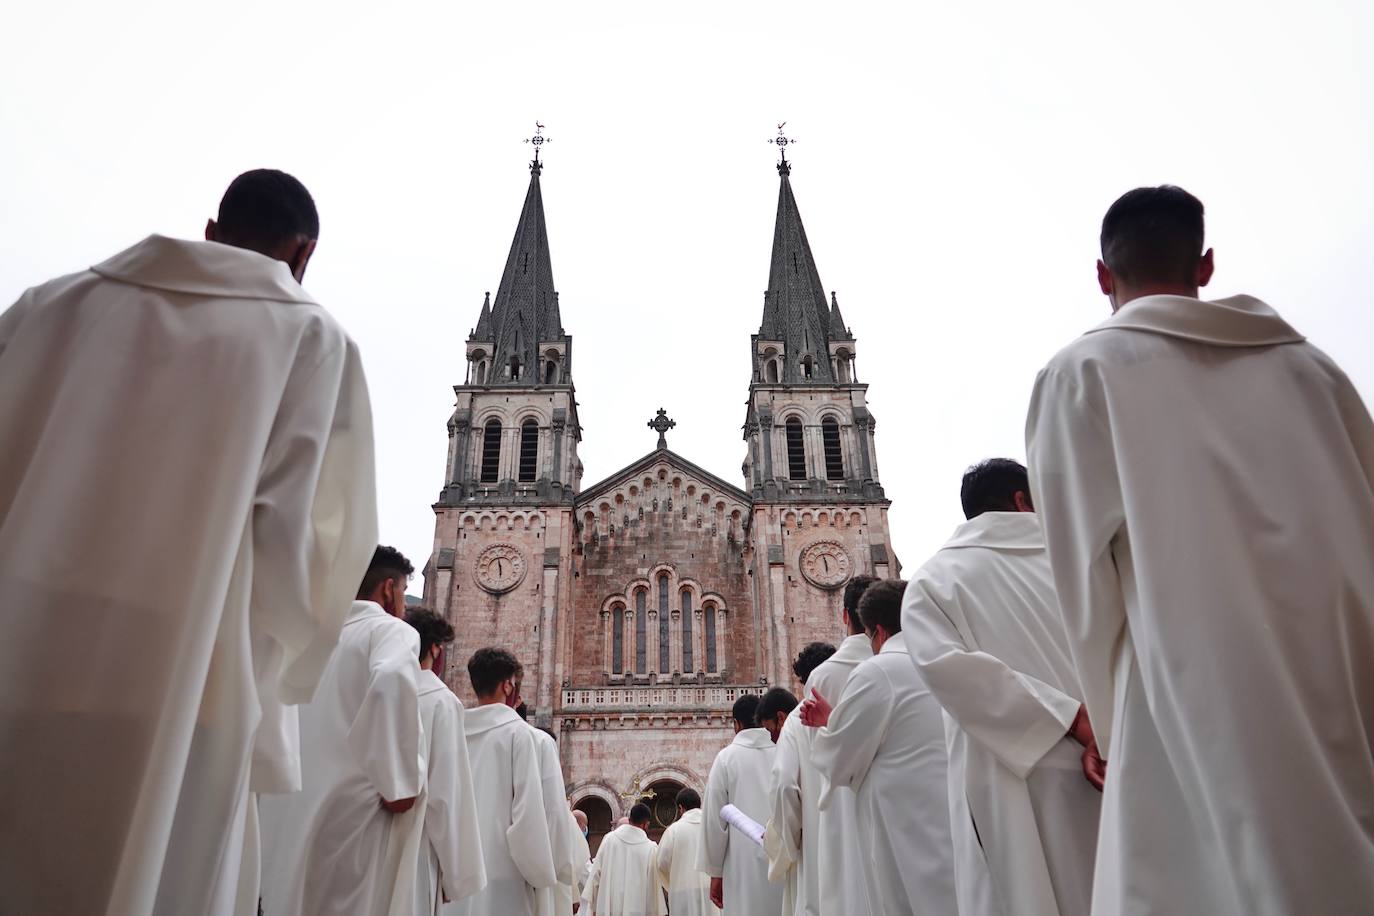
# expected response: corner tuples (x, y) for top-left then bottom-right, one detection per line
(468, 155), (568, 384)
(757, 154), (838, 384)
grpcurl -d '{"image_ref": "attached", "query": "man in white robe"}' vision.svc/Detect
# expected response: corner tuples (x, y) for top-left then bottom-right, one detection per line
(582, 803), (664, 916)
(572, 809), (593, 911)
(902, 459), (1101, 916)
(1026, 184), (1374, 915)
(655, 789), (719, 916)
(447, 648), (558, 915)
(0, 169), (377, 916)
(405, 608), (487, 914)
(765, 650), (831, 916)
(802, 578), (877, 916)
(699, 693), (784, 915)
(259, 547), (425, 915)
(802, 580), (957, 916)
(529, 723), (577, 916)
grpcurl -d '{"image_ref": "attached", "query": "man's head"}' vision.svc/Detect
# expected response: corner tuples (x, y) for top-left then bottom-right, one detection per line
(1098, 185), (1213, 311)
(467, 647), (523, 707)
(731, 694), (762, 734)
(857, 579), (906, 654)
(573, 809), (589, 837)
(842, 575), (878, 635)
(205, 169), (319, 282)
(628, 803), (652, 830)
(357, 546), (413, 618)
(755, 687), (798, 743)
(675, 787), (702, 816)
(404, 608), (453, 671)
(961, 459), (1033, 519)
(792, 641), (837, 687)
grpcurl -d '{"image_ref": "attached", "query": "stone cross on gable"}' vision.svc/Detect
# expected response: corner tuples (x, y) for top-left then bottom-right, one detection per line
(648, 408), (676, 450)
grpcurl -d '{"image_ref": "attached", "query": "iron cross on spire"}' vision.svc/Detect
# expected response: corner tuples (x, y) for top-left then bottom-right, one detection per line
(768, 121), (796, 176)
(648, 408), (676, 450)
(524, 121), (552, 173)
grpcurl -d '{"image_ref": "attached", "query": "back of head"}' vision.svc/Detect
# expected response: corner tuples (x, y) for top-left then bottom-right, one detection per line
(629, 802), (652, 827)
(214, 169), (320, 254)
(960, 458), (1030, 519)
(755, 686), (798, 723)
(1100, 185), (1205, 288)
(675, 787), (702, 811)
(843, 575), (878, 634)
(358, 545), (414, 599)
(404, 607), (454, 661)
(857, 579), (907, 637)
(467, 647), (522, 697)
(792, 641), (837, 685)
(732, 693), (762, 730)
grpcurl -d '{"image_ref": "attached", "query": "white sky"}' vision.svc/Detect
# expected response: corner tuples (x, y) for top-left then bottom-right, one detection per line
(4, 1), (1371, 592)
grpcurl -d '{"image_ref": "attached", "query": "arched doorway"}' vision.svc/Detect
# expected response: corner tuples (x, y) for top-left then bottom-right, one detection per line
(643, 779), (685, 843)
(574, 795), (614, 856)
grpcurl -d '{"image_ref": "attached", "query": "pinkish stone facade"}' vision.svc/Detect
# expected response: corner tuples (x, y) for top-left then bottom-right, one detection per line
(423, 151), (898, 847)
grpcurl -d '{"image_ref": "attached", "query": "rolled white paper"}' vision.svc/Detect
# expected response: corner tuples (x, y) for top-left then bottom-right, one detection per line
(721, 803), (765, 847)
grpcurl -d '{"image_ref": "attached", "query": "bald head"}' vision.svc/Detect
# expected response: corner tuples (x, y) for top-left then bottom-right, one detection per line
(205, 169), (319, 282)
(573, 810), (588, 831)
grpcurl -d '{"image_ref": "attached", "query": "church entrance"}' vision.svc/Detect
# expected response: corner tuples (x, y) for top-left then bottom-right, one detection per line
(575, 796), (614, 856)
(644, 779), (685, 843)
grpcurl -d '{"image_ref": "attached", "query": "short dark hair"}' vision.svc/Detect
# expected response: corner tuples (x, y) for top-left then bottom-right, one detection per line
(731, 694), (761, 729)
(515, 702), (529, 721)
(675, 788), (702, 811)
(756, 687), (798, 723)
(215, 169), (320, 252)
(467, 647), (522, 697)
(793, 642), (837, 685)
(1100, 185), (1205, 287)
(629, 802), (652, 827)
(961, 459), (1031, 519)
(857, 579), (906, 637)
(358, 545), (413, 599)
(843, 576), (878, 634)
(405, 608), (454, 661)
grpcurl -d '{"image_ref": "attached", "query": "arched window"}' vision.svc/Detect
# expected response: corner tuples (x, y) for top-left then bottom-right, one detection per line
(704, 602), (718, 673)
(635, 589), (647, 674)
(475, 360), (488, 385)
(480, 419), (502, 483)
(509, 354), (522, 380)
(544, 360), (558, 384)
(765, 359), (779, 384)
(681, 589), (693, 672)
(611, 604), (624, 675)
(518, 419), (538, 482)
(822, 417), (845, 480)
(785, 418), (806, 480)
(658, 574), (671, 671)
(801, 356), (814, 380)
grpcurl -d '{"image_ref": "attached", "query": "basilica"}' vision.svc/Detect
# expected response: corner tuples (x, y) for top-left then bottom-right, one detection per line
(423, 139), (899, 848)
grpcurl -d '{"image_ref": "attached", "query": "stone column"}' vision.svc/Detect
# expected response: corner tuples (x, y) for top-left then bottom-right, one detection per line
(601, 609), (612, 680)
(694, 608), (706, 676)
(716, 607), (729, 676)
(535, 547), (559, 725)
(623, 609), (635, 677)
(647, 610), (659, 678)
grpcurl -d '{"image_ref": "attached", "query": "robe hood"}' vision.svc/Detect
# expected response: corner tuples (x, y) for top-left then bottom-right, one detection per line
(416, 667), (449, 697)
(942, 512), (1044, 553)
(462, 702), (523, 736)
(610, 824), (653, 846)
(677, 808), (703, 826)
(878, 632), (910, 657)
(732, 727), (775, 750)
(91, 234), (317, 305)
(1087, 294), (1304, 348)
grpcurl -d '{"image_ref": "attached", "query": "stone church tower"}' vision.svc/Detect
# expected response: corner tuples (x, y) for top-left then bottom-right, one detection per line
(425, 138), (897, 848)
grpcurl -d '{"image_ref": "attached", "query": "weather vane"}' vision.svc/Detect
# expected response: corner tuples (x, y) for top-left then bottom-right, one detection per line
(648, 408), (676, 450)
(768, 121), (795, 174)
(524, 121), (552, 171)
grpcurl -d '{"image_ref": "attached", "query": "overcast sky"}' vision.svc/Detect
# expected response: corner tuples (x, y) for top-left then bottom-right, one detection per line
(4, 1), (1371, 592)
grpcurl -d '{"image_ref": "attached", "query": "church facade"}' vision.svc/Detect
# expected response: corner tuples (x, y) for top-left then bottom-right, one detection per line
(423, 144), (898, 845)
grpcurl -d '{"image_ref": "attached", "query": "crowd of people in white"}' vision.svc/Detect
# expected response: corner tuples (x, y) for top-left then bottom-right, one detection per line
(0, 170), (1371, 916)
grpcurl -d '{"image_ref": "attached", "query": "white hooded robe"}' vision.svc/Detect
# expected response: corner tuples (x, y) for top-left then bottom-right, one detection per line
(655, 808), (719, 916)
(259, 601), (424, 916)
(902, 512), (1099, 916)
(1026, 294), (1374, 915)
(700, 727), (784, 916)
(0, 235), (377, 916)
(583, 823), (664, 916)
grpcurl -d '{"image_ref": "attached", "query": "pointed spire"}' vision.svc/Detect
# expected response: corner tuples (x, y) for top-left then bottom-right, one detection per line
(473, 292), (492, 339)
(468, 157), (568, 384)
(757, 158), (836, 384)
(828, 291), (851, 340)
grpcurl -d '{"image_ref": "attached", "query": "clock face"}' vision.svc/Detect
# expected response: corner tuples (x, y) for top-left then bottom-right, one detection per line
(799, 540), (852, 590)
(474, 544), (527, 594)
